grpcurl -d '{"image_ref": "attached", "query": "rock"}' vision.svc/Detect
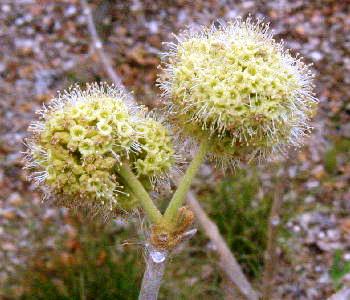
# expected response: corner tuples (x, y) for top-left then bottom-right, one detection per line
(7, 193), (23, 206)
(0, 208), (16, 220)
(316, 240), (343, 252)
(340, 123), (350, 138)
(2, 242), (16, 251)
(305, 180), (320, 189)
(309, 50), (323, 62)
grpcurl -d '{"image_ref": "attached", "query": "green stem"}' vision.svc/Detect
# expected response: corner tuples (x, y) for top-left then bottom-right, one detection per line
(118, 163), (163, 224)
(164, 139), (209, 224)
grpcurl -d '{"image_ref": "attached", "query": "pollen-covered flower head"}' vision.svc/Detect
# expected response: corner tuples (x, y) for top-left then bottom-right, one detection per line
(24, 83), (175, 215)
(159, 18), (317, 165)
(134, 117), (175, 178)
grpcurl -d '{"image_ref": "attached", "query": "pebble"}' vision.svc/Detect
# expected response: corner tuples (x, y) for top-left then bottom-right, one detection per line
(65, 5), (77, 17)
(309, 51), (323, 62)
(7, 193), (23, 206)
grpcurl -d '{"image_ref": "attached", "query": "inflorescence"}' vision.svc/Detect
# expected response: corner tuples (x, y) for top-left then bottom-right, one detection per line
(25, 83), (175, 213)
(159, 17), (317, 166)
(24, 17), (318, 221)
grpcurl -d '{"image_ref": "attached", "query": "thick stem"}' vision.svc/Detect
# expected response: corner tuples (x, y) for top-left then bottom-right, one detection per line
(164, 140), (209, 224)
(118, 163), (163, 224)
(139, 247), (168, 300)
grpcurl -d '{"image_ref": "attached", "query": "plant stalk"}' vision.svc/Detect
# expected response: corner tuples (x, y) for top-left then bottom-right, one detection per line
(80, 2), (258, 298)
(118, 163), (163, 224)
(139, 247), (168, 300)
(164, 139), (209, 224)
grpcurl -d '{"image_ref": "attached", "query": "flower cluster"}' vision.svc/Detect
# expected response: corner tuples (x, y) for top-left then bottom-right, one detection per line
(134, 118), (175, 177)
(25, 83), (175, 213)
(159, 18), (317, 165)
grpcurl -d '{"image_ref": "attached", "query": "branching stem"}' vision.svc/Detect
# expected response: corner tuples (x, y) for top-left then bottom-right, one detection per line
(164, 139), (209, 224)
(118, 163), (163, 224)
(80, 1), (259, 299)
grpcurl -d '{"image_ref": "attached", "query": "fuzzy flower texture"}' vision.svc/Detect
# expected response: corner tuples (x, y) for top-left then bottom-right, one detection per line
(159, 18), (317, 165)
(25, 83), (174, 212)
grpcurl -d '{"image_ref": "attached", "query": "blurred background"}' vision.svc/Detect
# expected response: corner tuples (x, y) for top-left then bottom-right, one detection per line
(0, 0), (349, 299)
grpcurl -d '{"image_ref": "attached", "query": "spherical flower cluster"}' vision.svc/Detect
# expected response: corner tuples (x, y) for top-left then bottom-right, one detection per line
(159, 18), (317, 165)
(25, 83), (175, 213)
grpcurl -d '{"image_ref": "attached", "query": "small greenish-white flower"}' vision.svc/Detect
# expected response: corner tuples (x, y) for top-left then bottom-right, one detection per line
(24, 83), (176, 216)
(96, 120), (113, 136)
(134, 118), (175, 178)
(159, 17), (317, 165)
(79, 138), (96, 156)
(70, 125), (87, 141)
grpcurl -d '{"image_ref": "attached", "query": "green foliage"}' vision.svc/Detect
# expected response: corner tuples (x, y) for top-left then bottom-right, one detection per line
(324, 147), (338, 174)
(18, 220), (142, 300)
(162, 250), (222, 300)
(324, 138), (350, 175)
(203, 169), (271, 278)
(330, 249), (350, 290)
(12, 215), (222, 300)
